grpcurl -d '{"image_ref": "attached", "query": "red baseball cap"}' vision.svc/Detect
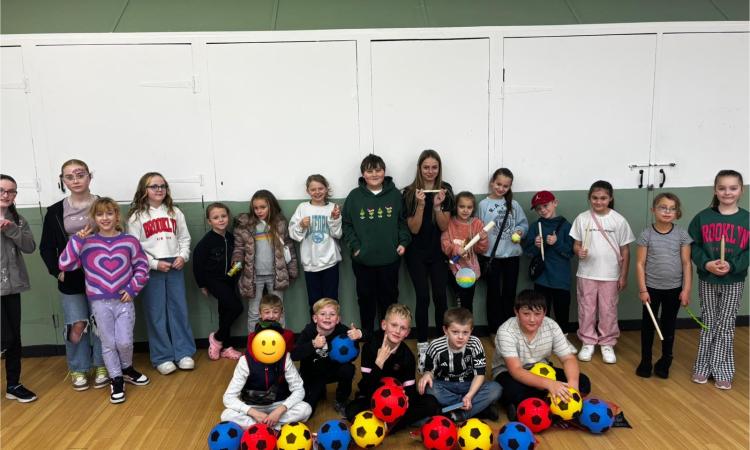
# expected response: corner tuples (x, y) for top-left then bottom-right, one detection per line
(531, 190), (556, 209)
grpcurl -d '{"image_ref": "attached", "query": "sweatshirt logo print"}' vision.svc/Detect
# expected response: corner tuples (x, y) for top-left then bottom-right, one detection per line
(143, 217), (177, 239)
(310, 215), (329, 244)
(359, 206), (394, 220)
(701, 223), (749, 251)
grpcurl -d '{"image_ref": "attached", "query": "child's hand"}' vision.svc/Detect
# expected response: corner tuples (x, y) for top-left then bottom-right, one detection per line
(264, 405), (286, 427)
(375, 337), (398, 369)
(171, 257), (185, 270)
(300, 217), (311, 229)
(57, 272), (65, 282)
(0, 218), (13, 231)
(200, 288), (209, 297)
(618, 276), (627, 292)
(534, 235), (542, 248)
(577, 247), (588, 259)
(76, 224), (93, 239)
(247, 408), (267, 422)
(479, 230), (488, 240)
(313, 334), (326, 349)
(417, 372), (433, 395)
(547, 380), (572, 402)
(347, 323), (362, 341)
(156, 260), (172, 272)
(679, 289), (690, 306)
(639, 290), (650, 305)
(461, 394), (473, 411)
(546, 231), (557, 246)
(119, 290), (133, 303)
(331, 204), (341, 220)
(396, 245), (405, 256)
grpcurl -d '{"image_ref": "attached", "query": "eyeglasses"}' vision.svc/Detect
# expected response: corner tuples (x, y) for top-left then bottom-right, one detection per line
(656, 206), (678, 213)
(147, 184), (168, 191)
(0, 188), (18, 196)
(61, 172), (89, 182)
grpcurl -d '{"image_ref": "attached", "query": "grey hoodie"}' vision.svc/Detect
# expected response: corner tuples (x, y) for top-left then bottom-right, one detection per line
(1, 213), (36, 296)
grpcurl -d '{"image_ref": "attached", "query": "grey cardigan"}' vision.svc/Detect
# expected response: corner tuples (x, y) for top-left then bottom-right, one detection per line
(1, 213), (36, 296)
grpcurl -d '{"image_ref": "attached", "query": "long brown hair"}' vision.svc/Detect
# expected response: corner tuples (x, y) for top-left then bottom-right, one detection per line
(248, 190), (286, 250)
(490, 168), (514, 210)
(711, 170), (744, 209)
(127, 172), (176, 220)
(403, 149), (448, 216)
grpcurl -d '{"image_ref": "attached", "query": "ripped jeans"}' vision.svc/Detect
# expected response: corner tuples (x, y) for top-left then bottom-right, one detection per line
(60, 293), (104, 372)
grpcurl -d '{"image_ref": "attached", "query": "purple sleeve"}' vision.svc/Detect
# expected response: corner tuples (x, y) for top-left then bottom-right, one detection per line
(58, 234), (84, 272)
(125, 237), (150, 297)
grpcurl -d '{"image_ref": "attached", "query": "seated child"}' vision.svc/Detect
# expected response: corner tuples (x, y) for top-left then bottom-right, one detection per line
(492, 290), (591, 420)
(247, 294), (295, 352)
(291, 298), (363, 415)
(418, 307), (502, 421)
(345, 304), (440, 433)
(221, 321), (311, 430)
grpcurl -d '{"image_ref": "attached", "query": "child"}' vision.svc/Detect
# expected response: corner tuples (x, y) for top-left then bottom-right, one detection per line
(59, 197), (151, 404)
(193, 202), (244, 361)
(232, 190), (298, 333)
(570, 180), (634, 364)
(635, 193), (692, 379)
(1, 174), (38, 402)
(345, 304), (440, 433)
(221, 321), (312, 430)
(492, 290), (591, 420)
(342, 154), (411, 337)
(522, 191), (575, 337)
(127, 172), (195, 375)
(478, 168), (528, 331)
(291, 298), (362, 415)
(688, 170), (748, 390)
(39, 159), (106, 391)
(441, 191), (489, 312)
(288, 175), (342, 312)
(247, 294), (296, 354)
(417, 307), (501, 422)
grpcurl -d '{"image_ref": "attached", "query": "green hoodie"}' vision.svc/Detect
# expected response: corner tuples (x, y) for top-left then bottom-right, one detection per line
(688, 207), (749, 284)
(342, 176), (411, 266)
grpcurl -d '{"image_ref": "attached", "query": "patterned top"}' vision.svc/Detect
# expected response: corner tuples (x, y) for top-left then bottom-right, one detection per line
(425, 335), (487, 382)
(637, 224), (692, 289)
(491, 316), (570, 379)
(59, 233), (149, 300)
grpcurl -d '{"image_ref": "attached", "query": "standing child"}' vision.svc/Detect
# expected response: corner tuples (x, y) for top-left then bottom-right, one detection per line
(288, 175), (342, 312)
(342, 154), (411, 338)
(635, 193), (692, 379)
(522, 191), (575, 340)
(232, 190), (298, 332)
(688, 170), (748, 390)
(418, 307), (501, 422)
(193, 202), (244, 361)
(291, 298), (362, 415)
(478, 168), (528, 332)
(570, 180), (635, 364)
(441, 191), (489, 313)
(127, 172), (195, 375)
(1, 174), (38, 402)
(60, 198), (151, 403)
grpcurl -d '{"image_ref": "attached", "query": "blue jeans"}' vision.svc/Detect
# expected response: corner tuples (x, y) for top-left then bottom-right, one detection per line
(427, 379), (502, 421)
(140, 261), (196, 367)
(60, 293), (104, 372)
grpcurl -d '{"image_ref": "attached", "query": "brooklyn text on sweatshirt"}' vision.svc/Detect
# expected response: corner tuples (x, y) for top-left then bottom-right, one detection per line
(699, 223), (749, 249)
(143, 217), (178, 239)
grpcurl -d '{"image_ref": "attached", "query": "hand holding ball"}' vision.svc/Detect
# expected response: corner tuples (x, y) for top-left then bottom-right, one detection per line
(511, 232), (522, 244)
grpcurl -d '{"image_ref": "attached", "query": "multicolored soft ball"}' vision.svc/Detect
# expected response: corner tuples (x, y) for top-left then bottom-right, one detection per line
(329, 335), (359, 364)
(420, 415), (457, 450)
(350, 410), (386, 448)
(371, 384), (409, 424)
(516, 397), (552, 433)
(457, 418), (493, 450)
(240, 423), (277, 450)
(316, 419), (352, 450)
(498, 421), (536, 450)
(277, 422), (312, 450)
(579, 398), (614, 434)
(548, 387), (583, 421)
(208, 421), (243, 450)
(455, 267), (477, 288)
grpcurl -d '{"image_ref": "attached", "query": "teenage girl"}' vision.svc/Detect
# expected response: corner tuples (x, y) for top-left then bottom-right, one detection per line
(232, 190), (298, 332)
(39, 159), (106, 391)
(635, 193), (692, 379)
(193, 203), (244, 361)
(288, 175), (342, 313)
(570, 180), (635, 365)
(441, 191), (489, 313)
(127, 172), (195, 375)
(402, 149), (454, 371)
(478, 168), (528, 333)
(1, 174), (37, 402)
(688, 170), (747, 390)
(60, 198), (151, 403)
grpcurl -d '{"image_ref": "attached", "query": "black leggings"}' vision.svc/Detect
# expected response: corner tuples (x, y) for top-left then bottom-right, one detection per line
(641, 287), (682, 361)
(352, 260), (401, 338)
(535, 284), (572, 334)
(1, 294), (22, 386)
(302, 361), (355, 413)
(405, 254), (449, 343)
(485, 256), (520, 333)
(206, 279), (243, 346)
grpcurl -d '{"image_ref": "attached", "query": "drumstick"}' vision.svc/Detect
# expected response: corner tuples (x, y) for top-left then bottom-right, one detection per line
(645, 302), (664, 341)
(421, 190), (442, 193)
(538, 222), (545, 261)
(450, 222), (496, 263)
(720, 235), (725, 262)
(582, 227), (590, 251)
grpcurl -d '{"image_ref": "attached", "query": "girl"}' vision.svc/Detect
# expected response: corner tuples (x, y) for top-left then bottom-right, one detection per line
(288, 175), (342, 313)
(635, 193), (692, 379)
(232, 190), (298, 332)
(127, 172), (195, 375)
(39, 159), (106, 391)
(193, 203), (244, 361)
(1, 174), (37, 402)
(478, 168), (528, 333)
(688, 170), (747, 390)
(402, 150), (454, 371)
(570, 180), (635, 364)
(59, 198), (151, 404)
(441, 191), (489, 313)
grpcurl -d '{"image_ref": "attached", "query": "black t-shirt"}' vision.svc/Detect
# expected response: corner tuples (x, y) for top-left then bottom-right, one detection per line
(356, 330), (417, 398)
(403, 182), (454, 260)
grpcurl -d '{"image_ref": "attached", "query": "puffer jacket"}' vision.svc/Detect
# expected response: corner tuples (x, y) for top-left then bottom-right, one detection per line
(231, 213), (298, 298)
(1, 213), (36, 296)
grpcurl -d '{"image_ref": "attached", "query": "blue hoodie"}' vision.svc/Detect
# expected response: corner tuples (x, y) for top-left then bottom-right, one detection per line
(522, 215), (573, 290)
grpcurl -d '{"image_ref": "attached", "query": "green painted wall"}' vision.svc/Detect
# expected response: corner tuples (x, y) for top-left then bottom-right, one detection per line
(15, 185), (748, 347)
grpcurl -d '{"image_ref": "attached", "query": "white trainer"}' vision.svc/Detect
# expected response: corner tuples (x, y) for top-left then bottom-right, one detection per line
(416, 342), (428, 373)
(177, 356), (195, 370)
(578, 344), (595, 362)
(601, 345), (617, 364)
(156, 361), (177, 375)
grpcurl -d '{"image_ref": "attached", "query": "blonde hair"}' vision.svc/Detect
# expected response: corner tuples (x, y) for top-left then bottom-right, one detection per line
(312, 298), (340, 315)
(89, 197), (123, 232)
(384, 303), (412, 323)
(260, 293), (284, 312)
(127, 172), (176, 219)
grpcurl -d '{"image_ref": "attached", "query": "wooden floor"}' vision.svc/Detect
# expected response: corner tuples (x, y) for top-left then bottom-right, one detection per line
(1, 328), (748, 449)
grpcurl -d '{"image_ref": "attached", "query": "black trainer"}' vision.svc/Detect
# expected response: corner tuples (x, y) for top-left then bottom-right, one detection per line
(6, 384), (37, 403)
(506, 403), (518, 421)
(110, 377), (126, 404)
(122, 366), (150, 386)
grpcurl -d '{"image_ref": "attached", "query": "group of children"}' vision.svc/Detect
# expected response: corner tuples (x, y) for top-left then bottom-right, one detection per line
(0, 153), (745, 421)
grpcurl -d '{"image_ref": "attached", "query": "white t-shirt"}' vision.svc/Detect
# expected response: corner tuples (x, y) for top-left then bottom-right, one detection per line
(569, 209), (635, 281)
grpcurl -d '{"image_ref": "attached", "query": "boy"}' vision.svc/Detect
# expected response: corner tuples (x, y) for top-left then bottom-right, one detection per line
(291, 298), (363, 415)
(345, 304), (439, 433)
(221, 321), (311, 429)
(521, 190), (577, 354)
(417, 307), (501, 421)
(492, 290), (591, 420)
(247, 294), (295, 352)
(342, 154), (411, 337)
